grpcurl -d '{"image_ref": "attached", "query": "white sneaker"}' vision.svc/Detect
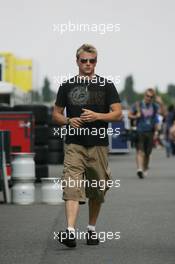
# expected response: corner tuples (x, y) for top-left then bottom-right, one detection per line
(143, 170), (148, 177)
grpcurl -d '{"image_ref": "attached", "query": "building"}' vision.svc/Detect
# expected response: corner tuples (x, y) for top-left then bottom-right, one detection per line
(0, 52), (32, 105)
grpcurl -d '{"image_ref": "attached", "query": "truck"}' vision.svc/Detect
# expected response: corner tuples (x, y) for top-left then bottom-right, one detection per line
(0, 81), (31, 106)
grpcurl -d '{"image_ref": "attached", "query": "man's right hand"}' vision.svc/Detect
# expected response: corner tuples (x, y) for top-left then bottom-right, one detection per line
(135, 112), (141, 118)
(69, 117), (84, 128)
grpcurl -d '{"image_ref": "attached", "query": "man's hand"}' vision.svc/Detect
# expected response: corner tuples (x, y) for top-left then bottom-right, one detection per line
(135, 101), (141, 118)
(155, 96), (163, 105)
(135, 112), (141, 118)
(69, 117), (84, 128)
(153, 130), (159, 141)
(80, 108), (99, 122)
(128, 111), (141, 120)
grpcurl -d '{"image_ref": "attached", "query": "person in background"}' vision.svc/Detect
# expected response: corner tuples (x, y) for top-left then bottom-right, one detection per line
(169, 121), (175, 155)
(164, 105), (175, 157)
(128, 88), (164, 178)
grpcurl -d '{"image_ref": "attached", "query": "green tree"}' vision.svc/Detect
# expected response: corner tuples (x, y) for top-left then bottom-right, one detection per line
(161, 93), (172, 106)
(120, 75), (138, 105)
(167, 84), (175, 98)
(42, 77), (52, 102)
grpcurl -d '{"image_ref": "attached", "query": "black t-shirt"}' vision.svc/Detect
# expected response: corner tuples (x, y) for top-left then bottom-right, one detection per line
(55, 75), (121, 146)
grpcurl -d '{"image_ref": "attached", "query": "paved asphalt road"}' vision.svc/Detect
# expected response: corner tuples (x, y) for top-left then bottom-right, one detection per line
(0, 149), (175, 264)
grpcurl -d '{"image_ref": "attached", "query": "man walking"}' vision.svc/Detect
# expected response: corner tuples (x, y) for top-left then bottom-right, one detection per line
(52, 44), (122, 247)
(129, 88), (161, 179)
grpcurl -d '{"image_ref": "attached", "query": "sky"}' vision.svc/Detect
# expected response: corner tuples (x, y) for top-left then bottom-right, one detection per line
(0, 0), (175, 93)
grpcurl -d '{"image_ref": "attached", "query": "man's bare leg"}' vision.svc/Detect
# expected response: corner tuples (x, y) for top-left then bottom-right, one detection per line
(65, 200), (79, 228)
(57, 200), (79, 247)
(143, 154), (150, 175)
(136, 150), (144, 171)
(143, 155), (149, 170)
(88, 199), (101, 226)
(136, 150), (144, 178)
(85, 199), (101, 245)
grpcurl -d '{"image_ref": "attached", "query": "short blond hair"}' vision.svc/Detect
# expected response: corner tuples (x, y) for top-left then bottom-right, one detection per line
(76, 44), (97, 59)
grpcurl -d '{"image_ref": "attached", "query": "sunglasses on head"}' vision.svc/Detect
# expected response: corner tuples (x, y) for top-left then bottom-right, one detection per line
(79, 58), (97, 64)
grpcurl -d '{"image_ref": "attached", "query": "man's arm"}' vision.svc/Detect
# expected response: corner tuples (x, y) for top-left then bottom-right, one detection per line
(52, 105), (84, 128)
(128, 111), (141, 120)
(97, 103), (122, 122)
(80, 103), (123, 122)
(52, 105), (67, 126)
(155, 96), (166, 117)
(128, 102), (141, 120)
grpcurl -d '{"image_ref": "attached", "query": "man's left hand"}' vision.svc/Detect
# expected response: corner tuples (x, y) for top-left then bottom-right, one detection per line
(80, 108), (99, 122)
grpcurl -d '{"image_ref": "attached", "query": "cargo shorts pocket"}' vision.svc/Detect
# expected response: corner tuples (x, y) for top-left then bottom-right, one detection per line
(105, 166), (112, 192)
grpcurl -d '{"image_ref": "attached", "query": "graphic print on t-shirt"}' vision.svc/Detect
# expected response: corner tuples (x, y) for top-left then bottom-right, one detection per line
(141, 107), (154, 118)
(68, 84), (106, 106)
(68, 85), (89, 105)
(132, 102), (158, 132)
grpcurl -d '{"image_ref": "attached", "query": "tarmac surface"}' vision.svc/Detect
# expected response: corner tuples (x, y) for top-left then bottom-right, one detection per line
(0, 149), (175, 264)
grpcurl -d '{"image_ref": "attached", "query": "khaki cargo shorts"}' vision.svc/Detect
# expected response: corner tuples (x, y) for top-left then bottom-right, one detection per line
(61, 143), (112, 204)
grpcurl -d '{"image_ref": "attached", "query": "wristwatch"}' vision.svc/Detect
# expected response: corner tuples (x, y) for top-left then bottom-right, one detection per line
(66, 117), (71, 125)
